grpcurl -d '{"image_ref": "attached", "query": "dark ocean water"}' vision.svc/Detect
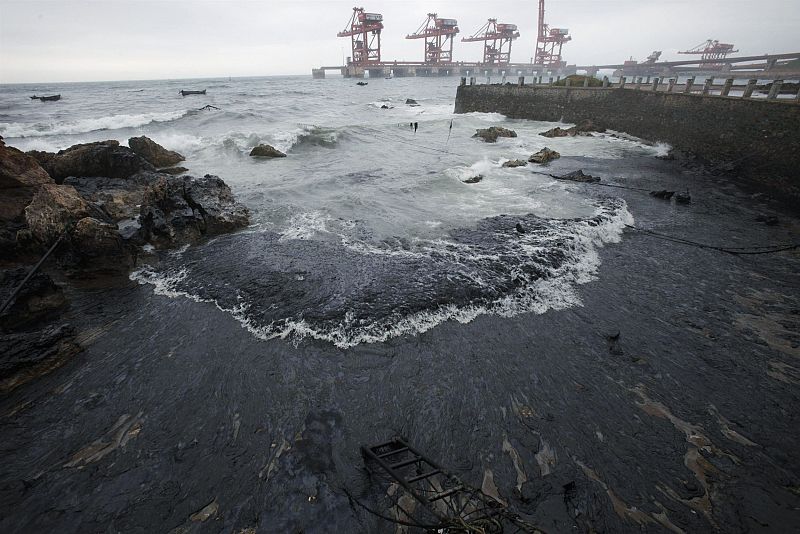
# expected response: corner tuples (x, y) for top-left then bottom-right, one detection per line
(0, 75), (670, 347)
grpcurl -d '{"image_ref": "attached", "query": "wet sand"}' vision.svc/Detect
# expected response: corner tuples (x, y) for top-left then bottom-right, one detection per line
(1, 155), (799, 533)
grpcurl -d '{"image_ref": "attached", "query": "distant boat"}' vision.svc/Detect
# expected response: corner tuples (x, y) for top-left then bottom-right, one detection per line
(30, 94), (61, 101)
(179, 89), (206, 96)
(356, 81), (368, 86)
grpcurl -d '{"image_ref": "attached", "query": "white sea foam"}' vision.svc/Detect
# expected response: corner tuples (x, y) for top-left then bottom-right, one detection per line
(0, 110), (189, 138)
(132, 200), (634, 349)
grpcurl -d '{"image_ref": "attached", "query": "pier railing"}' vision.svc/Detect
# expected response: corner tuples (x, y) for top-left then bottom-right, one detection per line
(459, 75), (800, 102)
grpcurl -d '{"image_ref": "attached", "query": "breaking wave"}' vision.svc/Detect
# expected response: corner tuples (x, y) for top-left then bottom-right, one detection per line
(0, 110), (190, 138)
(131, 198), (633, 348)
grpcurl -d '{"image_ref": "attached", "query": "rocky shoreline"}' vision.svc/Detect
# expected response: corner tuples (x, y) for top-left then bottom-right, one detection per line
(0, 136), (249, 393)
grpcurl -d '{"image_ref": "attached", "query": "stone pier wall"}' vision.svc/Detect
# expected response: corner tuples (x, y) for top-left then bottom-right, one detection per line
(454, 84), (800, 204)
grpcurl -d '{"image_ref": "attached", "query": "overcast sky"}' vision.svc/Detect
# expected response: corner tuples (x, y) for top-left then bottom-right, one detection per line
(1, 0), (798, 83)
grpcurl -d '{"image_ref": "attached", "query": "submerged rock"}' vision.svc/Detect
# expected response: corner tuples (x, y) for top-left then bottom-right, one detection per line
(27, 141), (154, 183)
(502, 159), (528, 168)
(676, 191), (692, 204)
(557, 170), (600, 183)
(650, 190), (675, 200)
(405, 98), (419, 105)
(0, 324), (80, 394)
(473, 127), (517, 143)
(463, 175), (484, 184)
(515, 222), (526, 234)
(128, 136), (185, 168)
(250, 144), (286, 158)
(528, 148), (561, 165)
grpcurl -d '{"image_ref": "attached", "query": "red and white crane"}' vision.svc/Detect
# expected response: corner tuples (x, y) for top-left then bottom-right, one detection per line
(533, 0), (571, 67)
(406, 14), (459, 64)
(679, 40), (739, 69)
(461, 19), (520, 65)
(337, 7), (384, 65)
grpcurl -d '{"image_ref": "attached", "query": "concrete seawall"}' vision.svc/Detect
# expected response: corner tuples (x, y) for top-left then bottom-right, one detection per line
(454, 84), (800, 204)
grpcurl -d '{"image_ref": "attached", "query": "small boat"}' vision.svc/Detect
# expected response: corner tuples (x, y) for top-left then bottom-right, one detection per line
(356, 81), (368, 86)
(179, 89), (207, 96)
(30, 94), (61, 101)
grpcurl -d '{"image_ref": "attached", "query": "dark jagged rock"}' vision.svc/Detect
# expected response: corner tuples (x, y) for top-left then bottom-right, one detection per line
(27, 141), (154, 183)
(139, 174), (250, 247)
(356, 82), (368, 86)
(405, 98), (419, 105)
(0, 324), (80, 394)
(65, 175), (151, 222)
(463, 175), (484, 184)
(250, 144), (287, 158)
(539, 127), (572, 138)
(540, 119), (605, 139)
(515, 223), (526, 234)
(502, 159), (528, 168)
(128, 136), (185, 168)
(676, 191), (692, 204)
(650, 190), (675, 200)
(473, 127), (517, 143)
(380, 104), (390, 109)
(67, 217), (133, 275)
(557, 170), (600, 183)
(0, 268), (67, 331)
(528, 147), (561, 165)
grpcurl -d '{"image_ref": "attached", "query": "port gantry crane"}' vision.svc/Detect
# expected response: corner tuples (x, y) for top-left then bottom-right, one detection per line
(679, 39), (739, 69)
(337, 7), (384, 65)
(534, 0), (571, 67)
(461, 19), (520, 65)
(406, 14), (459, 64)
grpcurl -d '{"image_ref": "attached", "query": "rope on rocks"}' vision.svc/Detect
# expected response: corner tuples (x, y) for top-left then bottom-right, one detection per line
(624, 225), (799, 255)
(0, 230), (67, 316)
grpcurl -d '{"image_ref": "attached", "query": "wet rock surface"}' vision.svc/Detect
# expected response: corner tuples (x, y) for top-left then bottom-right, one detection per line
(502, 159), (528, 168)
(0, 154), (798, 533)
(249, 144), (286, 158)
(540, 119), (606, 139)
(139, 174), (250, 247)
(473, 126), (517, 143)
(557, 169), (601, 183)
(0, 268), (67, 331)
(28, 141), (155, 183)
(128, 136), (185, 168)
(0, 153), (800, 533)
(528, 147), (561, 165)
(463, 174), (484, 184)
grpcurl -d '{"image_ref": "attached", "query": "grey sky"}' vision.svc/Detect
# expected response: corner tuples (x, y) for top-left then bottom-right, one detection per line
(1, 0), (798, 83)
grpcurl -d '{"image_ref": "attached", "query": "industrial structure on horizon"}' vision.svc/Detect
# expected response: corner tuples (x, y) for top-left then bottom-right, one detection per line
(313, 3), (800, 80)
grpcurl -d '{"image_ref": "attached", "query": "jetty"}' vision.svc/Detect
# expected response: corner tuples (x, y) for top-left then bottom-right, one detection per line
(454, 75), (800, 206)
